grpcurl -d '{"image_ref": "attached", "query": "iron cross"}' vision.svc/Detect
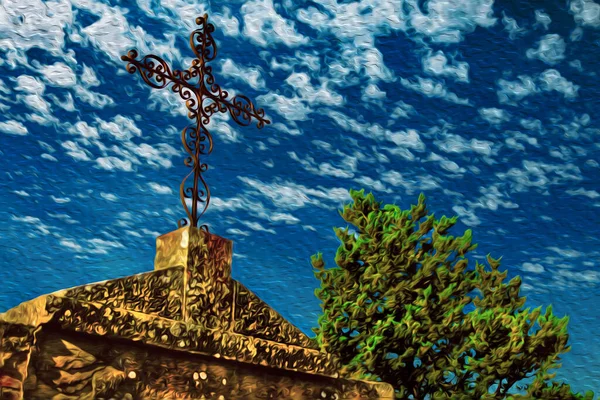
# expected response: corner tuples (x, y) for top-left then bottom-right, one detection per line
(121, 14), (270, 230)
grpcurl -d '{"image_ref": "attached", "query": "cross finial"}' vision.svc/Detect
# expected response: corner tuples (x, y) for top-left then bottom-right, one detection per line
(121, 14), (270, 231)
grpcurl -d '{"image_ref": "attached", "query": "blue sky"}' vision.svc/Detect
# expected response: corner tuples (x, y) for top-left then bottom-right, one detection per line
(0, 0), (599, 394)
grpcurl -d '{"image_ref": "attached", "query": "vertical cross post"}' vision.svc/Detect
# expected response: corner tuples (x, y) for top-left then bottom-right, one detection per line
(121, 14), (270, 230)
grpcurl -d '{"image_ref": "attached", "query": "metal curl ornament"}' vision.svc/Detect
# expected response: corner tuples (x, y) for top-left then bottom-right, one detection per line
(121, 14), (270, 230)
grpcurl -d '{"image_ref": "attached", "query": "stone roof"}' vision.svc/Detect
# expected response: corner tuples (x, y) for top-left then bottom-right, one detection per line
(0, 226), (394, 399)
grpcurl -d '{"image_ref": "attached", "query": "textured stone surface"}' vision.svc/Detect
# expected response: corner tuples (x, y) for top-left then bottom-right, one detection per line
(25, 329), (393, 399)
(0, 227), (395, 398)
(63, 268), (185, 320)
(44, 295), (340, 377)
(185, 228), (233, 330)
(234, 281), (317, 349)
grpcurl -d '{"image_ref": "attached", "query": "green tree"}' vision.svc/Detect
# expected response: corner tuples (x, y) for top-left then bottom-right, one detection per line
(311, 189), (594, 400)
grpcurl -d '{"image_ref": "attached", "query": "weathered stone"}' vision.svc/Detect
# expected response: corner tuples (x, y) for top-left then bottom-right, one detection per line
(0, 227), (394, 399)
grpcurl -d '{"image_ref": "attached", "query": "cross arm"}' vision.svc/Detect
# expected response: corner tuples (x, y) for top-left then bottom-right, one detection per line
(203, 90), (271, 129)
(121, 50), (198, 95)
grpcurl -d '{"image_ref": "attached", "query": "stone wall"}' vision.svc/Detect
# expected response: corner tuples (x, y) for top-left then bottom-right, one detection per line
(22, 328), (389, 399)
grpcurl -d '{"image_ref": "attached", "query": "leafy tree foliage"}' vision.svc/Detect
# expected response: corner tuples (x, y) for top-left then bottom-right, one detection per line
(311, 189), (594, 400)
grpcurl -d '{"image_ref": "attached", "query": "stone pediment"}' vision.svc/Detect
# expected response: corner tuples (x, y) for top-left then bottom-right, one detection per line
(0, 227), (394, 399)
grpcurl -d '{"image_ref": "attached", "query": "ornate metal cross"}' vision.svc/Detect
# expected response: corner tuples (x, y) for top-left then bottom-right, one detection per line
(121, 14), (270, 230)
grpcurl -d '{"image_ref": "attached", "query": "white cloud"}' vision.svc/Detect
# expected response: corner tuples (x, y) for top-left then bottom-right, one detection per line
(296, 3), (398, 82)
(42, 154), (58, 162)
(360, 47), (396, 83)
(407, 0), (496, 42)
(60, 239), (83, 252)
(73, 86), (115, 109)
(0, 79), (9, 96)
(538, 69), (579, 98)
(220, 59), (266, 90)
(380, 170), (406, 187)
(76, 5), (135, 61)
(100, 192), (119, 202)
(503, 130), (541, 151)
(501, 12), (527, 40)
(324, 110), (426, 151)
(74, 0), (181, 67)
(555, 269), (599, 284)
(210, 196), (246, 212)
(534, 10), (552, 30)
(51, 195), (71, 204)
(13, 75), (45, 94)
(47, 212), (79, 224)
(148, 182), (173, 195)
(379, 142), (412, 160)
(211, 7), (240, 37)
(239, 220), (276, 234)
(284, 72), (344, 106)
(289, 151), (355, 179)
(0, 0), (74, 68)
(96, 115), (142, 141)
(68, 121), (99, 139)
(11, 215), (40, 224)
(48, 92), (76, 112)
(129, 142), (178, 169)
(239, 176), (350, 210)
(226, 228), (250, 237)
(133, 0), (206, 29)
(297, 1), (405, 43)
(208, 119), (241, 144)
(427, 152), (467, 174)
(451, 205), (481, 226)
(570, 0), (600, 28)
(297, 0), (493, 87)
(0, 120), (28, 135)
(497, 70), (578, 104)
(497, 75), (538, 105)
(571, 27), (584, 42)
(547, 246), (585, 258)
(566, 188), (600, 198)
(241, 0), (309, 48)
(526, 34), (566, 65)
(422, 50), (469, 82)
(25, 111), (59, 126)
(81, 64), (100, 87)
(467, 185), (519, 212)
(61, 237), (125, 254)
(354, 176), (389, 193)
(434, 133), (495, 156)
(61, 140), (92, 161)
(267, 51), (321, 74)
(388, 101), (415, 123)
(330, 45), (394, 84)
(520, 118), (544, 132)
(362, 84), (387, 106)
(18, 93), (52, 114)
(400, 76), (471, 105)
(479, 108), (511, 125)
(521, 262), (545, 273)
(569, 59), (583, 71)
(271, 122), (302, 136)
(211, 194), (302, 225)
(96, 156), (133, 172)
(39, 62), (77, 87)
(256, 92), (312, 121)
(496, 160), (583, 193)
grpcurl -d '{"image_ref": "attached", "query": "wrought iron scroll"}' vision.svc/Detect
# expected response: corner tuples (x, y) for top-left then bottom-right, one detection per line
(121, 14), (270, 230)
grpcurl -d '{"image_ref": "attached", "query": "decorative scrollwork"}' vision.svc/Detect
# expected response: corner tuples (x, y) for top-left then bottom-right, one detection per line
(190, 15), (217, 62)
(121, 14), (271, 230)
